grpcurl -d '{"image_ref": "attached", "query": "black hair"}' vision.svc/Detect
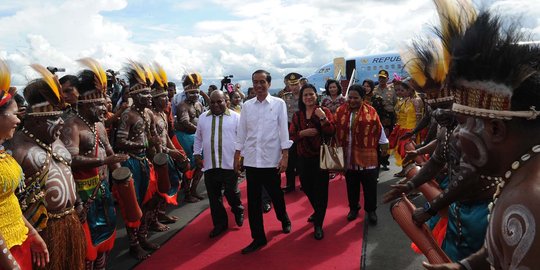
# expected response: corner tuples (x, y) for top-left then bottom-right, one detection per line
(252, 70), (271, 83)
(208, 84), (218, 91)
(59, 74), (79, 87)
(167, 81), (176, 88)
(13, 93), (26, 107)
(23, 79), (48, 106)
(0, 99), (14, 114)
(246, 87), (254, 97)
(77, 70), (97, 95)
(347, 84), (366, 99)
(324, 79), (342, 96)
(362, 79), (375, 92)
(298, 83), (318, 112)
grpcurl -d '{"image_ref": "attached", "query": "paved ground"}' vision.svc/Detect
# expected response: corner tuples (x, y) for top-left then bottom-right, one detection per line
(108, 158), (427, 270)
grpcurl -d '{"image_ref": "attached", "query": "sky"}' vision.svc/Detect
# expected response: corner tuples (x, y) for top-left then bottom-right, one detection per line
(0, 0), (539, 90)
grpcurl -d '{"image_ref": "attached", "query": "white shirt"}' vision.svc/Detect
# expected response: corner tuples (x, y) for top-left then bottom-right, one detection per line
(194, 109), (239, 171)
(236, 94), (292, 168)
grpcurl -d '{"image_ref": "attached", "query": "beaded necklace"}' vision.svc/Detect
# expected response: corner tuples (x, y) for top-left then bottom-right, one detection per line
(130, 105), (150, 149)
(21, 127), (70, 167)
(75, 112), (105, 156)
(487, 144), (540, 218)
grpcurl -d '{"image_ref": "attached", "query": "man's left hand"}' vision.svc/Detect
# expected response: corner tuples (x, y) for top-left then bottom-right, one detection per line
(277, 156), (288, 174)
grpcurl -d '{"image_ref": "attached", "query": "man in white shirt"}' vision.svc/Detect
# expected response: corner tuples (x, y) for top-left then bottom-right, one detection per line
(234, 70), (293, 254)
(194, 91), (244, 238)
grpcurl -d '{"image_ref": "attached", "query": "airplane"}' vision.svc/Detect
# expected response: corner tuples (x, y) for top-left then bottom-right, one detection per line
(306, 52), (408, 93)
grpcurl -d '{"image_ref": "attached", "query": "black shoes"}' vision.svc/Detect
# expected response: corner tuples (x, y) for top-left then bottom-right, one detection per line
(307, 214), (314, 223)
(368, 211), (378, 225)
(282, 220), (291, 234)
(262, 202), (272, 213)
(282, 186), (295, 193)
(381, 165), (390, 171)
(241, 240), (267, 254)
(209, 226), (228, 238)
(235, 212), (244, 227)
(347, 209), (359, 221)
(314, 226), (324, 240)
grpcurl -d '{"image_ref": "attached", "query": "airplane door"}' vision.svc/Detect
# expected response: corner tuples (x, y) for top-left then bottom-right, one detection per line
(341, 59), (356, 91)
(346, 59), (356, 80)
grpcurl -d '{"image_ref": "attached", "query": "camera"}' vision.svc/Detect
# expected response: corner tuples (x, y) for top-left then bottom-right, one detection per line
(46, 66), (66, 74)
(106, 69), (119, 78)
(220, 75), (234, 91)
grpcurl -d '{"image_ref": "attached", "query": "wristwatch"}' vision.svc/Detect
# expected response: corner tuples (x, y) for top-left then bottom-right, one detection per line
(320, 116), (327, 121)
(423, 202), (438, 216)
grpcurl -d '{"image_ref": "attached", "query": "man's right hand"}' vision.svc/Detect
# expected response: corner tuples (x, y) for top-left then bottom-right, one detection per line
(233, 151), (242, 176)
(382, 183), (410, 203)
(104, 154), (129, 165)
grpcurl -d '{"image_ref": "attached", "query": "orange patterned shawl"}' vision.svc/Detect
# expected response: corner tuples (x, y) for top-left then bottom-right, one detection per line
(335, 102), (382, 168)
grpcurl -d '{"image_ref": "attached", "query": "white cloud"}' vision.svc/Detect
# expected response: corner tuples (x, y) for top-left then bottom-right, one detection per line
(0, 0), (539, 90)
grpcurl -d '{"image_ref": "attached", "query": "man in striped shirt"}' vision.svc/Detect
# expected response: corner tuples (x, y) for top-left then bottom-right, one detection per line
(194, 91), (244, 238)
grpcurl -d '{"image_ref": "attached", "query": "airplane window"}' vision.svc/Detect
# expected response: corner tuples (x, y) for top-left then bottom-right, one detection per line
(398, 64), (402, 68)
(361, 67), (365, 71)
(367, 66), (371, 71)
(385, 65), (389, 69)
(391, 64), (395, 69)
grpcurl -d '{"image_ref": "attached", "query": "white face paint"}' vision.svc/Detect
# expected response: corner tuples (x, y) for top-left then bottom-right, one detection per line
(45, 116), (64, 142)
(456, 118), (489, 168)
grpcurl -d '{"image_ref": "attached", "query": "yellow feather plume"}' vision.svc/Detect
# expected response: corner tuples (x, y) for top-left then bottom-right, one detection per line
(143, 64), (155, 85)
(77, 57), (107, 91)
(401, 48), (427, 87)
(0, 60), (11, 93)
(434, 0), (477, 74)
(153, 62), (168, 88)
(30, 64), (61, 101)
(127, 60), (147, 85)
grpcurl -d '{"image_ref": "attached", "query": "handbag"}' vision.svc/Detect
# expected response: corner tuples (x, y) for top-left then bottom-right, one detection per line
(320, 136), (345, 171)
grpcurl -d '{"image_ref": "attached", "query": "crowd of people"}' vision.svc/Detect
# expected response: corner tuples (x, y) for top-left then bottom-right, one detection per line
(1, 1), (540, 270)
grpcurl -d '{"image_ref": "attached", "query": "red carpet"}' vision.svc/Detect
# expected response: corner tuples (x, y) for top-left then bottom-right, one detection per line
(136, 174), (365, 270)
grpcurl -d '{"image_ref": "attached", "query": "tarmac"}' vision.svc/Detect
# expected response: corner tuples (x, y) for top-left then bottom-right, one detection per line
(108, 157), (426, 270)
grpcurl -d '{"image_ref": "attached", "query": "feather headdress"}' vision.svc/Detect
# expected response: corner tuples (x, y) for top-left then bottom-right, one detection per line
(0, 60), (15, 108)
(448, 11), (540, 120)
(125, 60), (151, 95)
(401, 0), (476, 105)
(76, 57), (107, 103)
(182, 72), (202, 91)
(25, 64), (64, 115)
(151, 62), (168, 97)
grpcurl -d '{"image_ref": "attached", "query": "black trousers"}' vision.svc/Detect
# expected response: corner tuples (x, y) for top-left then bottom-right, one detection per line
(285, 142), (298, 188)
(345, 169), (378, 212)
(204, 169), (244, 229)
(245, 167), (289, 243)
(298, 156), (329, 227)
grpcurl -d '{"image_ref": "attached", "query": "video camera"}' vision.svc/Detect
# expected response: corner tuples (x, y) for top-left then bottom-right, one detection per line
(220, 75), (234, 91)
(46, 66), (65, 74)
